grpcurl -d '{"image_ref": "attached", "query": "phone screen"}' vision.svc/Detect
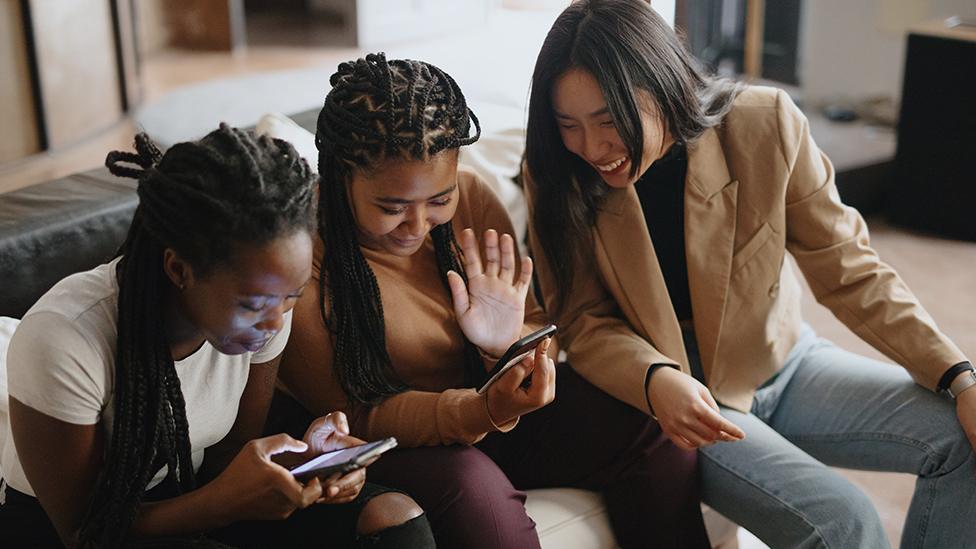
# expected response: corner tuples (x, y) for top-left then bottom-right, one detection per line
(290, 439), (395, 477)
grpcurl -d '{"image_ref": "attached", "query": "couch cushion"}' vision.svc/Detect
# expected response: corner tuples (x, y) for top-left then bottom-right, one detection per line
(526, 488), (617, 548)
(527, 488), (740, 549)
(0, 168), (136, 318)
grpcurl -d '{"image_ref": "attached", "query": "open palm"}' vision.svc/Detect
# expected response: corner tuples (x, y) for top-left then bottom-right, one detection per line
(447, 228), (533, 358)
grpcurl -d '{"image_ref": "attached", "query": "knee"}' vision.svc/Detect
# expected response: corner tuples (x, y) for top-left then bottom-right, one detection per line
(921, 424), (975, 478)
(356, 492), (424, 535)
(803, 484), (885, 548)
(428, 448), (525, 514)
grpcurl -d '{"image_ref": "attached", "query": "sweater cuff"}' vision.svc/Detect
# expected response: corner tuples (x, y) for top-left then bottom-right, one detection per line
(458, 389), (518, 440)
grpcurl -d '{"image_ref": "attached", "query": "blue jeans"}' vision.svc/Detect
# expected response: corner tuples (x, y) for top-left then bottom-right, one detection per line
(699, 325), (975, 549)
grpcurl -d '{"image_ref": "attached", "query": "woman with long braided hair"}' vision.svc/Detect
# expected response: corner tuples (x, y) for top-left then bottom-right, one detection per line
(0, 124), (434, 548)
(278, 53), (710, 548)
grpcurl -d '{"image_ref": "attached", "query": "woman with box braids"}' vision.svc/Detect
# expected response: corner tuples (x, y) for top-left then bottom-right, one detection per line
(315, 53), (485, 404)
(87, 125), (316, 547)
(279, 53), (709, 548)
(1, 124), (434, 549)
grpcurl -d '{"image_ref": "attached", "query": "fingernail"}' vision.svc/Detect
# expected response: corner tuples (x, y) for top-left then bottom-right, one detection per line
(542, 338), (551, 352)
(329, 486), (339, 496)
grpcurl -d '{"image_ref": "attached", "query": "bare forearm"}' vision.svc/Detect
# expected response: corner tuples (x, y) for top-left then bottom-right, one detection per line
(131, 484), (231, 539)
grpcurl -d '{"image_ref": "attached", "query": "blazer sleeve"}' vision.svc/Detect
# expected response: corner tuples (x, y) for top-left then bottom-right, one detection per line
(777, 89), (967, 390)
(523, 168), (677, 415)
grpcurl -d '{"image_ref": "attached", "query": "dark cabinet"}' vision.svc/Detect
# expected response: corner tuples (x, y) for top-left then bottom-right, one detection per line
(889, 24), (976, 241)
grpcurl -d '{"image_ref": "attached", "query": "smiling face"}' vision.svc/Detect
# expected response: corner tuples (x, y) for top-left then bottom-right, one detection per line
(551, 67), (674, 189)
(346, 149), (460, 257)
(170, 229), (314, 356)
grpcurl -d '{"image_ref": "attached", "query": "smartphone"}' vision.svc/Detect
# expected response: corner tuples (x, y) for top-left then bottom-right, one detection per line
(290, 437), (397, 482)
(477, 324), (557, 394)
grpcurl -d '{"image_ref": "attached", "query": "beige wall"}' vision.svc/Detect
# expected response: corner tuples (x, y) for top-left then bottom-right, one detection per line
(800, 0), (976, 104)
(29, 0), (123, 149)
(0, 1), (41, 164)
(136, 0), (170, 57)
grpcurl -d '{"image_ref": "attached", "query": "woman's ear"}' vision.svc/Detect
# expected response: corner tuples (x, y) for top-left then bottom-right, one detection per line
(162, 248), (195, 290)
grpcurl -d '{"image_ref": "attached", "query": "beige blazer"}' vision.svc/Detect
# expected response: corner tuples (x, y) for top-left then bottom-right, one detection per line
(526, 86), (967, 413)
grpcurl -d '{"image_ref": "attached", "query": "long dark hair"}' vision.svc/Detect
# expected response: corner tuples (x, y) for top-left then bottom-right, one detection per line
(83, 125), (317, 548)
(315, 53), (483, 406)
(525, 0), (742, 314)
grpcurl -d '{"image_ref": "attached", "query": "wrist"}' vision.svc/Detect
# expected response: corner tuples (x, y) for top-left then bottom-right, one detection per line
(948, 368), (976, 399)
(644, 364), (673, 420)
(477, 345), (501, 362)
(938, 361), (973, 393)
(483, 392), (504, 430)
(197, 480), (236, 528)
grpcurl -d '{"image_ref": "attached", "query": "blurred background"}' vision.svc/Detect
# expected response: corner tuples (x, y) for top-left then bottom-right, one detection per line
(1, 1), (974, 547)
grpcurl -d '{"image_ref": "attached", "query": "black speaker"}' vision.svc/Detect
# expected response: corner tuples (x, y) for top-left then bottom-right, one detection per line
(888, 29), (976, 241)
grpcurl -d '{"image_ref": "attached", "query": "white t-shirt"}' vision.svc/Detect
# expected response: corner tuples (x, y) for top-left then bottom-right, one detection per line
(1, 259), (292, 496)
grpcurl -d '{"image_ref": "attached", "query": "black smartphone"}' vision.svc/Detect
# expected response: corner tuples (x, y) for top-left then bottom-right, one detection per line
(290, 437), (397, 482)
(476, 324), (557, 394)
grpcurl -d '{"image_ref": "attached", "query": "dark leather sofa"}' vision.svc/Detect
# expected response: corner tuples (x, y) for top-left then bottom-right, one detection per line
(0, 109), (323, 319)
(0, 168), (137, 318)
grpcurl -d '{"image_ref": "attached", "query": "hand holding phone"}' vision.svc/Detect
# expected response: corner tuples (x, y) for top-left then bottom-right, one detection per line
(481, 328), (557, 426)
(208, 434), (324, 522)
(290, 437), (397, 483)
(478, 324), (557, 394)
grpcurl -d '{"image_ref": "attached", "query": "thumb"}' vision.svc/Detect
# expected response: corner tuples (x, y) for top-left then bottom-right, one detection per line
(496, 360), (531, 393)
(258, 433), (309, 457)
(447, 270), (470, 316)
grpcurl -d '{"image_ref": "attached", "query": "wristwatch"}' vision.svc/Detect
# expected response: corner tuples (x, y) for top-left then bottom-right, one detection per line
(947, 368), (976, 399)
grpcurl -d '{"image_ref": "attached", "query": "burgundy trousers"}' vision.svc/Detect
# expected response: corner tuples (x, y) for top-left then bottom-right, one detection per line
(365, 365), (711, 549)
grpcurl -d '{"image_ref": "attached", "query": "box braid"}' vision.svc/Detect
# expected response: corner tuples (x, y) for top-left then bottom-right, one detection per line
(316, 53), (484, 405)
(82, 124), (316, 548)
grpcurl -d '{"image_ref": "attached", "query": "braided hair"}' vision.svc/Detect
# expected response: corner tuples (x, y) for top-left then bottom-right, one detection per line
(82, 124), (316, 548)
(316, 53), (482, 405)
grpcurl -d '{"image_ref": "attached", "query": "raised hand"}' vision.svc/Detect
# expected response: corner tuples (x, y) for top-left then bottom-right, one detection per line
(447, 228), (533, 358)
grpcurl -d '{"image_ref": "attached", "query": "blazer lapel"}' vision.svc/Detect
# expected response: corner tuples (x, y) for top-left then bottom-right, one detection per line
(595, 185), (688, 367)
(685, 128), (738, 380)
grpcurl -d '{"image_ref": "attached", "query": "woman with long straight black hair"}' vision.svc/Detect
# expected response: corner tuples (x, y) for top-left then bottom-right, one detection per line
(524, 1), (975, 547)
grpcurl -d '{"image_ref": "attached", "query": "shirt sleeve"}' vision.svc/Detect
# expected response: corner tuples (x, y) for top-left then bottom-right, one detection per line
(251, 310), (293, 365)
(6, 312), (109, 425)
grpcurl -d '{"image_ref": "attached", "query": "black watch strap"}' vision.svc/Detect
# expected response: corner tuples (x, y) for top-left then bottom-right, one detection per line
(937, 361), (974, 393)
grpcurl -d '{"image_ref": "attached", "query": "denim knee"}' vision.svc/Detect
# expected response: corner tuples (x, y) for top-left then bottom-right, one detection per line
(916, 422), (974, 479)
(799, 482), (886, 549)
